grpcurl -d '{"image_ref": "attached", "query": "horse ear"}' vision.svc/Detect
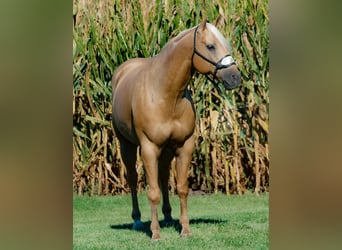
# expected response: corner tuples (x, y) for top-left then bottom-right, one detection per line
(213, 15), (225, 27)
(200, 18), (208, 31)
(213, 17), (219, 27)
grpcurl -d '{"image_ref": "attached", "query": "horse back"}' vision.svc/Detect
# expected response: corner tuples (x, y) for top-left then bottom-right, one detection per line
(112, 58), (149, 91)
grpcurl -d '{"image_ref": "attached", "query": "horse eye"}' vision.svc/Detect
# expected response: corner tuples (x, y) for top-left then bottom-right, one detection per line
(206, 44), (215, 51)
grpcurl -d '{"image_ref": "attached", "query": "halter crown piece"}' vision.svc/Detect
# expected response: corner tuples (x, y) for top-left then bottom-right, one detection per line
(191, 25), (236, 85)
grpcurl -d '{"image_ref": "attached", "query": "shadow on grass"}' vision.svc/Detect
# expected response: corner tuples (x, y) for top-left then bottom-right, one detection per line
(110, 218), (227, 238)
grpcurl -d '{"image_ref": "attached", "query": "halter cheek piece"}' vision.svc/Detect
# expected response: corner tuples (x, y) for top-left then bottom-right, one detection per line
(191, 25), (236, 84)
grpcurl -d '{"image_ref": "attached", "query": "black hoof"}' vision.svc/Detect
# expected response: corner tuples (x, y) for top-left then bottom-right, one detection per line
(162, 217), (174, 227)
(132, 220), (144, 231)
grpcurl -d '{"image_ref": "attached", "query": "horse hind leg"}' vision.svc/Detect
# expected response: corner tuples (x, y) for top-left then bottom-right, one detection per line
(158, 148), (175, 227)
(118, 137), (143, 231)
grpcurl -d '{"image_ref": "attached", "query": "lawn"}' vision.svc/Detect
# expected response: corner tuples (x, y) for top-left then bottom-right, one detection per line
(73, 192), (269, 249)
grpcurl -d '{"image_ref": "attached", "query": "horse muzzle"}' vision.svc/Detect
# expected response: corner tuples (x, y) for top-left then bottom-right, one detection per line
(219, 66), (242, 90)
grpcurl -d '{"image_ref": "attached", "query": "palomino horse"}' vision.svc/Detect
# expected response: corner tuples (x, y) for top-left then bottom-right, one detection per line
(112, 20), (241, 240)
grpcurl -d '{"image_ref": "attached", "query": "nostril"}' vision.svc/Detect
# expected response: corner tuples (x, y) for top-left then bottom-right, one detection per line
(231, 74), (240, 83)
(229, 73), (241, 85)
(232, 72), (242, 82)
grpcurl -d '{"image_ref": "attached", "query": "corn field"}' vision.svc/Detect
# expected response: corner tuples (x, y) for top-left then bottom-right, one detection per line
(73, 0), (269, 196)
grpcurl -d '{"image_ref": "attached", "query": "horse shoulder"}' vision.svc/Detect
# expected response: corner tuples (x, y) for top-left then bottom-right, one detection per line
(171, 99), (196, 140)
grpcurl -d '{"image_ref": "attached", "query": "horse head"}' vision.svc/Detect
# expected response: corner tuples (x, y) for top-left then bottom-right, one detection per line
(192, 20), (241, 90)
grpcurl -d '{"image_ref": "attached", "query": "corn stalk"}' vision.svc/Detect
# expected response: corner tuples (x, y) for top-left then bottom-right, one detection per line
(73, 0), (269, 195)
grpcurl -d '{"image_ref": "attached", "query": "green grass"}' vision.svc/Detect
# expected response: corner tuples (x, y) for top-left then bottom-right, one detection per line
(73, 192), (269, 249)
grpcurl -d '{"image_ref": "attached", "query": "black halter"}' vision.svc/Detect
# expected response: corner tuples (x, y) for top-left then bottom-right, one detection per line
(191, 25), (236, 85)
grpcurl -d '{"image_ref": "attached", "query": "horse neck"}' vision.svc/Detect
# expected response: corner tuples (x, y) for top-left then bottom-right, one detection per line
(150, 28), (195, 99)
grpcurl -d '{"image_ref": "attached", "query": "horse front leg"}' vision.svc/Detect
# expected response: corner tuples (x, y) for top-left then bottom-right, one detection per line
(158, 149), (175, 226)
(140, 139), (162, 240)
(175, 135), (195, 237)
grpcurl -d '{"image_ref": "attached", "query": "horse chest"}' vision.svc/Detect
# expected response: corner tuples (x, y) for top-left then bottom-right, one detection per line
(170, 100), (195, 141)
(140, 109), (195, 148)
(170, 119), (194, 144)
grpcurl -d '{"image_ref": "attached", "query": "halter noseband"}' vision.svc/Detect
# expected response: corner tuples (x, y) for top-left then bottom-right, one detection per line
(191, 25), (236, 84)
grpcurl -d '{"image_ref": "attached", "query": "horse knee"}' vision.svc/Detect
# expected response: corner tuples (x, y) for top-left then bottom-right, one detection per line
(148, 188), (161, 204)
(177, 184), (189, 198)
